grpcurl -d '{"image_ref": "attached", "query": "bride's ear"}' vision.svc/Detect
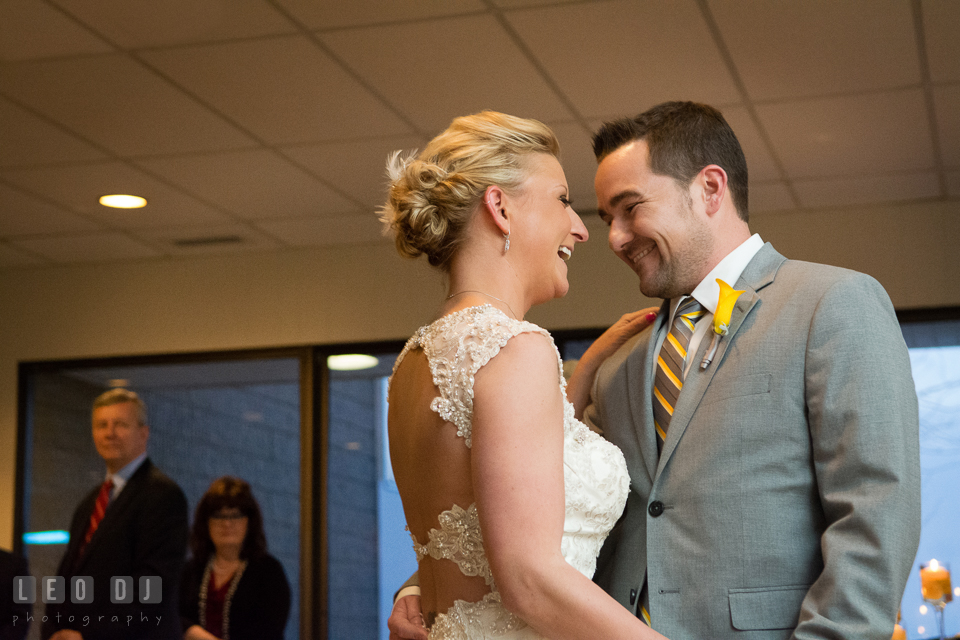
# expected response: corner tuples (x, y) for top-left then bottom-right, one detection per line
(482, 185), (510, 236)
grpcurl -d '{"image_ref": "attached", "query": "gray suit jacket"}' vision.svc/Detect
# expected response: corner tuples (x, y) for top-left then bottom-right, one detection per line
(586, 244), (921, 639)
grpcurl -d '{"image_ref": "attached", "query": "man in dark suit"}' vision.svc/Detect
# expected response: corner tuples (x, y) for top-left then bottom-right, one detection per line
(1, 548), (31, 640)
(43, 389), (188, 640)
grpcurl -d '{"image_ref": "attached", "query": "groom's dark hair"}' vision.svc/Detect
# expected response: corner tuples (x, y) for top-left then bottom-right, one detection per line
(592, 101), (749, 222)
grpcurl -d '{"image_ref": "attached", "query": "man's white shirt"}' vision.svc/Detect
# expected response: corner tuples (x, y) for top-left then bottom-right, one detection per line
(655, 233), (764, 380)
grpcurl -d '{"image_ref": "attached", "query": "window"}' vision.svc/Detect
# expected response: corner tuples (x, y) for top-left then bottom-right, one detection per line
(898, 315), (960, 638)
(18, 353), (305, 640)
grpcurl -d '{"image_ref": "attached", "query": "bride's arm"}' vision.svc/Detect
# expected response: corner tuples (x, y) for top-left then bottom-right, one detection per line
(566, 308), (659, 420)
(472, 333), (668, 640)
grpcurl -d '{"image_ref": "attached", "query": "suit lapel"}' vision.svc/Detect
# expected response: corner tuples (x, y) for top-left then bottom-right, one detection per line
(628, 301), (669, 484)
(65, 489), (99, 574)
(75, 459), (151, 569)
(656, 245), (785, 473)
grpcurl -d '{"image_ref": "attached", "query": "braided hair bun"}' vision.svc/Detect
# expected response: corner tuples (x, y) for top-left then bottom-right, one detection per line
(379, 111), (559, 271)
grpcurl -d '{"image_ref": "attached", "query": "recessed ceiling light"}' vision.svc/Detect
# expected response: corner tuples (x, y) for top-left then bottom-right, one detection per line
(99, 194), (147, 208)
(107, 378), (131, 388)
(327, 354), (379, 371)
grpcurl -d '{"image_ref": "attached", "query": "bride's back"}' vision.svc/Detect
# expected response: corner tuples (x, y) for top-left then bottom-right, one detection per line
(388, 344), (491, 621)
(378, 111), (569, 632)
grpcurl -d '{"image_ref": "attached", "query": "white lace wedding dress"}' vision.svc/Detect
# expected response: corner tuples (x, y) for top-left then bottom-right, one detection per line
(391, 305), (630, 639)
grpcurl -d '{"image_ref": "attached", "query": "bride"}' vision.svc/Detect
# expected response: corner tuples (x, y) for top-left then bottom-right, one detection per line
(381, 111), (665, 639)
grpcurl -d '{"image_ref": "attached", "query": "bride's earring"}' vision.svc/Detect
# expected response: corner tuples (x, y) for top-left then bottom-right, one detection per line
(503, 233), (510, 254)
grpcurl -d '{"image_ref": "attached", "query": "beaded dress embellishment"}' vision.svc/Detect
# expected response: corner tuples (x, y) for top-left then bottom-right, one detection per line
(391, 306), (630, 639)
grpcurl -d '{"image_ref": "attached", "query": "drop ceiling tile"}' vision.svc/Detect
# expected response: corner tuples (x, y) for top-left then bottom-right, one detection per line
(0, 161), (235, 228)
(750, 182), (796, 213)
(0, 96), (107, 168)
(0, 183), (100, 236)
(794, 171), (940, 209)
(934, 84), (960, 167)
(709, 0), (919, 100)
(131, 223), (283, 256)
(757, 90), (934, 179)
(141, 35), (413, 145)
(275, 0), (484, 29)
(721, 106), (781, 182)
(548, 121), (600, 211)
(492, 0), (584, 6)
(256, 214), (385, 247)
(280, 135), (426, 209)
(320, 14), (573, 133)
(585, 118), (606, 134)
(0, 242), (47, 268)
(0, 0), (111, 62)
(946, 170), (960, 198)
(923, 0), (960, 83)
(505, 0), (740, 119)
(51, 0), (296, 49)
(0, 54), (256, 156)
(137, 149), (359, 220)
(9, 232), (162, 264)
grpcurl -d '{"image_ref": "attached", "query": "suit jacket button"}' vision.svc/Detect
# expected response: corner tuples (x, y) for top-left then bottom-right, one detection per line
(648, 500), (664, 517)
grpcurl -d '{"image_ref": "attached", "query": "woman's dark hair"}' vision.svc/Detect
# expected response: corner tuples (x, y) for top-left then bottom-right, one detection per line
(189, 476), (267, 564)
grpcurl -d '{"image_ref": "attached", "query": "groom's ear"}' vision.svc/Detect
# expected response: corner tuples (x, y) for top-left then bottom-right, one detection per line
(697, 164), (728, 218)
(482, 185), (510, 235)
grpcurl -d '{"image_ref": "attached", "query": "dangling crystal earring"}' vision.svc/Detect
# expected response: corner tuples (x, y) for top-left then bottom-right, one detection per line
(503, 233), (510, 254)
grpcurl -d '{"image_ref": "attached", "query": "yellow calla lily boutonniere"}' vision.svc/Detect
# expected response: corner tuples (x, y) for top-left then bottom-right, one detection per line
(713, 279), (745, 336)
(700, 278), (745, 370)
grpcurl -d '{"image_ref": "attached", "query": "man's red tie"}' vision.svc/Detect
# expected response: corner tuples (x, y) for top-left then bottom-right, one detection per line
(82, 479), (114, 549)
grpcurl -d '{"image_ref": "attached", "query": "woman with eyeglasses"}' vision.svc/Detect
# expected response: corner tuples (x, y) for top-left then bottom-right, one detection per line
(180, 477), (290, 640)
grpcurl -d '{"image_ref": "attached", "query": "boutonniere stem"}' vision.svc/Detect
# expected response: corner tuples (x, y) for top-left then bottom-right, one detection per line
(700, 278), (745, 370)
(700, 332), (721, 370)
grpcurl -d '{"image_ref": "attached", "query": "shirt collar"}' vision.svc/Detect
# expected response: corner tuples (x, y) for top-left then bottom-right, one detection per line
(674, 233), (763, 316)
(108, 452), (147, 493)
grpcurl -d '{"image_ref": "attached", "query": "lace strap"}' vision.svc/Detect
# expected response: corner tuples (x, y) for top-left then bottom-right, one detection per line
(386, 330), (427, 396)
(388, 306), (561, 447)
(426, 306), (551, 447)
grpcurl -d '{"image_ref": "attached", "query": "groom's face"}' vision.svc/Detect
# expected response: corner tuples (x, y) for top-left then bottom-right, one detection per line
(594, 139), (713, 299)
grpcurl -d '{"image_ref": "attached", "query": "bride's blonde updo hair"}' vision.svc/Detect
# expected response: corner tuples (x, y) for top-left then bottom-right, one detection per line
(379, 111), (560, 271)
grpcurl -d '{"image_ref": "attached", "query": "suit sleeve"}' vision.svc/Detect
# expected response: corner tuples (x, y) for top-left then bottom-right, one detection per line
(584, 370), (619, 585)
(582, 385), (604, 436)
(793, 273), (921, 639)
(41, 491), (97, 639)
(135, 478), (189, 640)
(1, 554), (31, 640)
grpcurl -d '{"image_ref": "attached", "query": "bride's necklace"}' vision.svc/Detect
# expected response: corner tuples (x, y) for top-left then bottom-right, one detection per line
(447, 290), (519, 320)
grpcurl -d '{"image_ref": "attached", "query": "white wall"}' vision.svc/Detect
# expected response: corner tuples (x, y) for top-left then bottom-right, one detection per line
(2, 199), (959, 546)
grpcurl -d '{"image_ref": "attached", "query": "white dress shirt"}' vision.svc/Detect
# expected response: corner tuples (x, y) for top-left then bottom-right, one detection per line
(107, 452), (147, 501)
(655, 233), (765, 380)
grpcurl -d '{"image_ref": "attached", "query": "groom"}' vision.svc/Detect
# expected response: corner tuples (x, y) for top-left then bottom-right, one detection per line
(584, 101), (919, 638)
(390, 102), (921, 639)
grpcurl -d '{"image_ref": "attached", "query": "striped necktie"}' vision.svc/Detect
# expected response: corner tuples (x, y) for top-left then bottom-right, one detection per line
(82, 479), (113, 549)
(652, 297), (705, 453)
